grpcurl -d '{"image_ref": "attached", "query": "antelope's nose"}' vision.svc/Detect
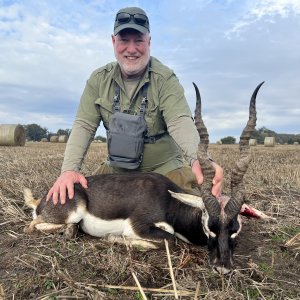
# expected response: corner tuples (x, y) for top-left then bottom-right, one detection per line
(213, 265), (232, 275)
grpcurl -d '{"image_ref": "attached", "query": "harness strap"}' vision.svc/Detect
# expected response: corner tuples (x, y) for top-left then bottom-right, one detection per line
(113, 83), (121, 113)
(111, 60), (166, 144)
(112, 81), (149, 116)
(144, 132), (166, 144)
(139, 82), (149, 115)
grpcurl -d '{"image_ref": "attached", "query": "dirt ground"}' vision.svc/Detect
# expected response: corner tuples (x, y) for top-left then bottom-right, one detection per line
(0, 142), (299, 299)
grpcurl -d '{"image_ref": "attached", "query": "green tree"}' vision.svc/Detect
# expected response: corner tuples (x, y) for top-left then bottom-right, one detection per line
(95, 135), (107, 142)
(57, 129), (71, 136)
(250, 127), (300, 144)
(221, 136), (236, 144)
(24, 124), (48, 141)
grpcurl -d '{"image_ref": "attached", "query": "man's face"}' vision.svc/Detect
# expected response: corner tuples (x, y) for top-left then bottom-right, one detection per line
(112, 29), (150, 78)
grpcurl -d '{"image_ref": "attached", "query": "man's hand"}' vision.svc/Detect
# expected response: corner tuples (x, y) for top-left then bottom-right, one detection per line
(191, 160), (204, 185)
(191, 160), (223, 197)
(46, 171), (88, 205)
(210, 161), (223, 197)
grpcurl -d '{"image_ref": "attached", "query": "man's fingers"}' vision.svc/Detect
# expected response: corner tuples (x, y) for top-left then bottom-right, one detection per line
(66, 181), (75, 200)
(46, 188), (53, 202)
(210, 162), (224, 197)
(197, 172), (204, 185)
(46, 171), (87, 205)
(191, 160), (204, 185)
(212, 169), (223, 197)
(79, 176), (88, 189)
(59, 185), (67, 205)
(212, 181), (222, 197)
(52, 191), (59, 205)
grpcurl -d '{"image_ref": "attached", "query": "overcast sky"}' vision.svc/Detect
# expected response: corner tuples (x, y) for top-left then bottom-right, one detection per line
(0, 0), (299, 142)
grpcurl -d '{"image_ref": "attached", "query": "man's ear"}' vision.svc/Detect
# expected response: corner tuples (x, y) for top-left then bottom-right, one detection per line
(111, 34), (116, 45)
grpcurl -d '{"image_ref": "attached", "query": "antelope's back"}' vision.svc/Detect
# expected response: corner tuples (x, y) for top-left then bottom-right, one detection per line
(82, 173), (183, 219)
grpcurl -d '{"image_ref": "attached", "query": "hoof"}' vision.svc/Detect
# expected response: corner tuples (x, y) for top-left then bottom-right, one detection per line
(24, 225), (34, 234)
(64, 224), (78, 239)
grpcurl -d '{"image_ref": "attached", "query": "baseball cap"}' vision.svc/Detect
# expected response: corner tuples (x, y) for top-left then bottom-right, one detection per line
(114, 7), (150, 35)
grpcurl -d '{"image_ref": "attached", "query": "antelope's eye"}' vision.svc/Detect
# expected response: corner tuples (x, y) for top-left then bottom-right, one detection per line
(203, 223), (216, 238)
(202, 211), (219, 238)
(209, 231), (216, 238)
(230, 232), (239, 239)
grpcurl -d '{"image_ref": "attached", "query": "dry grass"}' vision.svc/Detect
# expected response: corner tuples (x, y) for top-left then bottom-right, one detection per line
(0, 142), (299, 299)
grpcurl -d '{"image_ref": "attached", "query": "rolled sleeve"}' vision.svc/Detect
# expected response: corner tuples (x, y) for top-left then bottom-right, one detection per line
(61, 118), (98, 173)
(167, 115), (199, 165)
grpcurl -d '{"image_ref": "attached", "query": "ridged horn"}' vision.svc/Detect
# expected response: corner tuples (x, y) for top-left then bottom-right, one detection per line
(193, 82), (221, 217)
(225, 81), (264, 218)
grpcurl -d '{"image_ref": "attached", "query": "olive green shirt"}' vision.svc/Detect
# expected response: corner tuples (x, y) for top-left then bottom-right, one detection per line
(62, 56), (199, 174)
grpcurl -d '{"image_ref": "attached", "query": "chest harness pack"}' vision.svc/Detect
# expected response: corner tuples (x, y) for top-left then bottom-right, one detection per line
(107, 81), (165, 169)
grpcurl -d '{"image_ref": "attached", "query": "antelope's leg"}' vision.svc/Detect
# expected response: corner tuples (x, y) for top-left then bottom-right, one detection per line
(35, 223), (67, 233)
(64, 224), (78, 239)
(106, 235), (161, 249)
(24, 215), (44, 234)
(132, 222), (176, 249)
(107, 221), (176, 249)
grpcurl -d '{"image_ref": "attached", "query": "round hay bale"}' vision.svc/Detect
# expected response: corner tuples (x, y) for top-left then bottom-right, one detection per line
(0, 124), (26, 146)
(41, 138), (48, 142)
(216, 140), (222, 145)
(294, 142), (299, 145)
(249, 139), (257, 146)
(264, 137), (275, 147)
(58, 135), (68, 143)
(50, 135), (59, 143)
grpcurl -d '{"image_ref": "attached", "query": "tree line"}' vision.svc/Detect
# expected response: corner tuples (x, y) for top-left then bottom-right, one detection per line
(221, 127), (300, 144)
(24, 123), (299, 144)
(24, 124), (70, 141)
(24, 124), (107, 142)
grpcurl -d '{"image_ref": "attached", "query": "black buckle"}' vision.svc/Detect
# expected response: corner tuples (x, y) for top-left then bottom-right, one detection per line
(147, 136), (156, 144)
(114, 104), (120, 112)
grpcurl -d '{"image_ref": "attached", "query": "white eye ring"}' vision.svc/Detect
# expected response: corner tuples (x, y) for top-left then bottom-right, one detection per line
(209, 231), (216, 238)
(230, 215), (243, 239)
(201, 210), (217, 238)
(230, 232), (238, 238)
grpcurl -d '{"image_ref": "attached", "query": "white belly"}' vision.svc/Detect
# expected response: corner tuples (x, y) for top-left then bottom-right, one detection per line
(80, 213), (135, 238)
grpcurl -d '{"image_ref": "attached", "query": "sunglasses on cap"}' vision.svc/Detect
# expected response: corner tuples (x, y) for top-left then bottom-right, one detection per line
(115, 12), (149, 26)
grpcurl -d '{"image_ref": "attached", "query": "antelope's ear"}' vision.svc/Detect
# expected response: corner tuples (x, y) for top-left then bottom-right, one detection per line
(168, 190), (205, 209)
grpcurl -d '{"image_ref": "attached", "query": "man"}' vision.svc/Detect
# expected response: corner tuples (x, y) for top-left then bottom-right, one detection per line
(47, 7), (223, 205)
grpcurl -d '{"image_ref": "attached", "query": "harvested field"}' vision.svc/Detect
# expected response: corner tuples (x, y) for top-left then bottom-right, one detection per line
(0, 142), (299, 299)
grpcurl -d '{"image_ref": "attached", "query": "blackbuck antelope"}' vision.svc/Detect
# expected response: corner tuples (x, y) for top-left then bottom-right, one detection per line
(24, 81), (267, 275)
